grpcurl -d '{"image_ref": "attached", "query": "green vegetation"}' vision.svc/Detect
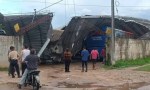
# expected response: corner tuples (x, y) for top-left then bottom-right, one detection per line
(136, 65), (150, 72)
(0, 67), (8, 71)
(105, 57), (150, 69)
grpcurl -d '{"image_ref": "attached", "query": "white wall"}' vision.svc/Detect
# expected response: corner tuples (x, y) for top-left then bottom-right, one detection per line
(114, 38), (150, 61)
(0, 36), (23, 67)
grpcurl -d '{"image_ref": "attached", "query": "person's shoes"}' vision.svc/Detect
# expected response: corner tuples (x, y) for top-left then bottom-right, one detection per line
(12, 76), (15, 78)
(18, 76), (21, 78)
(65, 70), (70, 72)
(93, 68), (96, 70)
(17, 84), (22, 89)
(39, 85), (42, 88)
(85, 70), (87, 72)
(66, 71), (70, 72)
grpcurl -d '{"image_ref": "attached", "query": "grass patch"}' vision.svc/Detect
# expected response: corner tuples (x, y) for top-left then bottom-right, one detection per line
(136, 65), (150, 72)
(0, 67), (8, 71)
(105, 57), (150, 69)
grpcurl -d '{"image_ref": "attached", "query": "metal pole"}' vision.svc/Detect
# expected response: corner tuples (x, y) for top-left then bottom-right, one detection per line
(32, 9), (36, 23)
(111, 0), (115, 64)
(37, 13), (53, 57)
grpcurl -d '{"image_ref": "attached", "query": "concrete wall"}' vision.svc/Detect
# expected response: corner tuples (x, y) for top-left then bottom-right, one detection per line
(114, 38), (150, 61)
(0, 36), (23, 67)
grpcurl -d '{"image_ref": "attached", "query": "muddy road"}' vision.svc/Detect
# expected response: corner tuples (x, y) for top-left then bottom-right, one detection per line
(0, 63), (150, 90)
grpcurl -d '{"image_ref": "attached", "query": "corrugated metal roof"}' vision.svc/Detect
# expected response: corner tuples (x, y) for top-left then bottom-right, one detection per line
(57, 15), (150, 55)
(4, 14), (53, 61)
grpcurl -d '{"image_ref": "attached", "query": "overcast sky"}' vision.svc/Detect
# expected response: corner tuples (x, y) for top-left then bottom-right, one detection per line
(0, 0), (150, 28)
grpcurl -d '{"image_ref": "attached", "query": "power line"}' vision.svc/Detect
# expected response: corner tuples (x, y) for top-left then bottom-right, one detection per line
(3, 12), (34, 16)
(65, 0), (67, 25)
(73, 0), (76, 16)
(45, 0), (47, 8)
(2, 1), (150, 7)
(2, 0), (63, 15)
(76, 5), (150, 7)
(3, 10), (52, 16)
(115, 0), (120, 15)
(36, 0), (63, 13)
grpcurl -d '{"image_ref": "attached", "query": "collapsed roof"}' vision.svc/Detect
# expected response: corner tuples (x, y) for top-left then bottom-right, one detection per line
(4, 14), (53, 60)
(57, 15), (150, 55)
(51, 30), (64, 42)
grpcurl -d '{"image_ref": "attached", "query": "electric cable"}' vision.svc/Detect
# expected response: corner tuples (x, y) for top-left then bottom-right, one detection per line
(1, 0), (150, 7)
(115, 0), (120, 15)
(73, 0), (76, 16)
(65, 0), (67, 25)
(36, 0), (63, 13)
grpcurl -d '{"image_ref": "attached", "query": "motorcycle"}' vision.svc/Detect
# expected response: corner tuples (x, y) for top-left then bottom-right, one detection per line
(24, 70), (40, 90)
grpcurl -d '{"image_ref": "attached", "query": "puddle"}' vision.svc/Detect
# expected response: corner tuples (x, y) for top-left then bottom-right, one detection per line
(137, 85), (150, 90)
(57, 82), (110, 89)
(49, 75), (58, 78)
(0, 83), (23, 90)
(56, 82), (150, 90)
(110, 82), (149, 90)
(54, 69), (63, 73)
(0, 83), (50, 90)
(1, 81), (150, 90)
(129, 82), (149, 89)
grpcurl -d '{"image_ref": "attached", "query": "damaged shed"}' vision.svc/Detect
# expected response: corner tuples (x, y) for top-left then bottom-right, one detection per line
(3, 13), (53, 62)
(55, 15), (150, 59)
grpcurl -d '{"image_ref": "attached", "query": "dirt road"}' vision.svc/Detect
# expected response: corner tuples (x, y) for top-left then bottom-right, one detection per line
(0, 62), (150, 90)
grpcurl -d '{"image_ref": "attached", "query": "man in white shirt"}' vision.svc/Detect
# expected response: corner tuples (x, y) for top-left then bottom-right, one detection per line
(20, 45), (30, 75)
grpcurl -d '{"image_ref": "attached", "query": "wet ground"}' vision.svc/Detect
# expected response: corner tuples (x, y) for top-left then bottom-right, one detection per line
(0, 82), (150, 90)
(1, 63), (150, 90)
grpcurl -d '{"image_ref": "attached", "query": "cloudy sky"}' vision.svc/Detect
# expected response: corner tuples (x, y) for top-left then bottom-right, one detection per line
(0, 0), (150, 28)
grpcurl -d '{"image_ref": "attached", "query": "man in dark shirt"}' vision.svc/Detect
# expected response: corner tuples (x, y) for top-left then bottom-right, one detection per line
(63, 48), (72, 72)
(18, 49), (40, 89)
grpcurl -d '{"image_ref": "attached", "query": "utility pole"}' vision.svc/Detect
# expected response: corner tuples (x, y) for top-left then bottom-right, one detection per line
(111, 0), (115, 64)
(32, 9), (36, 23)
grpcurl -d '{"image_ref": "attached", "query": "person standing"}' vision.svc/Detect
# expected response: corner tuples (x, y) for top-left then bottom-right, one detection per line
(20, 45), (30, 75)
(81, 47), (89, 72)
(18, 49), (40, 89)
(8, 46), (12, 76)
(8, 46), (20, 78)
(63, 48), (72, 72)
(90, 48), (99, 70)
(101, 48), (106, 64)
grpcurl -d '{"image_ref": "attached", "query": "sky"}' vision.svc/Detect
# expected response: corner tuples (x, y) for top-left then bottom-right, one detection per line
(0, 0), (150, 28)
